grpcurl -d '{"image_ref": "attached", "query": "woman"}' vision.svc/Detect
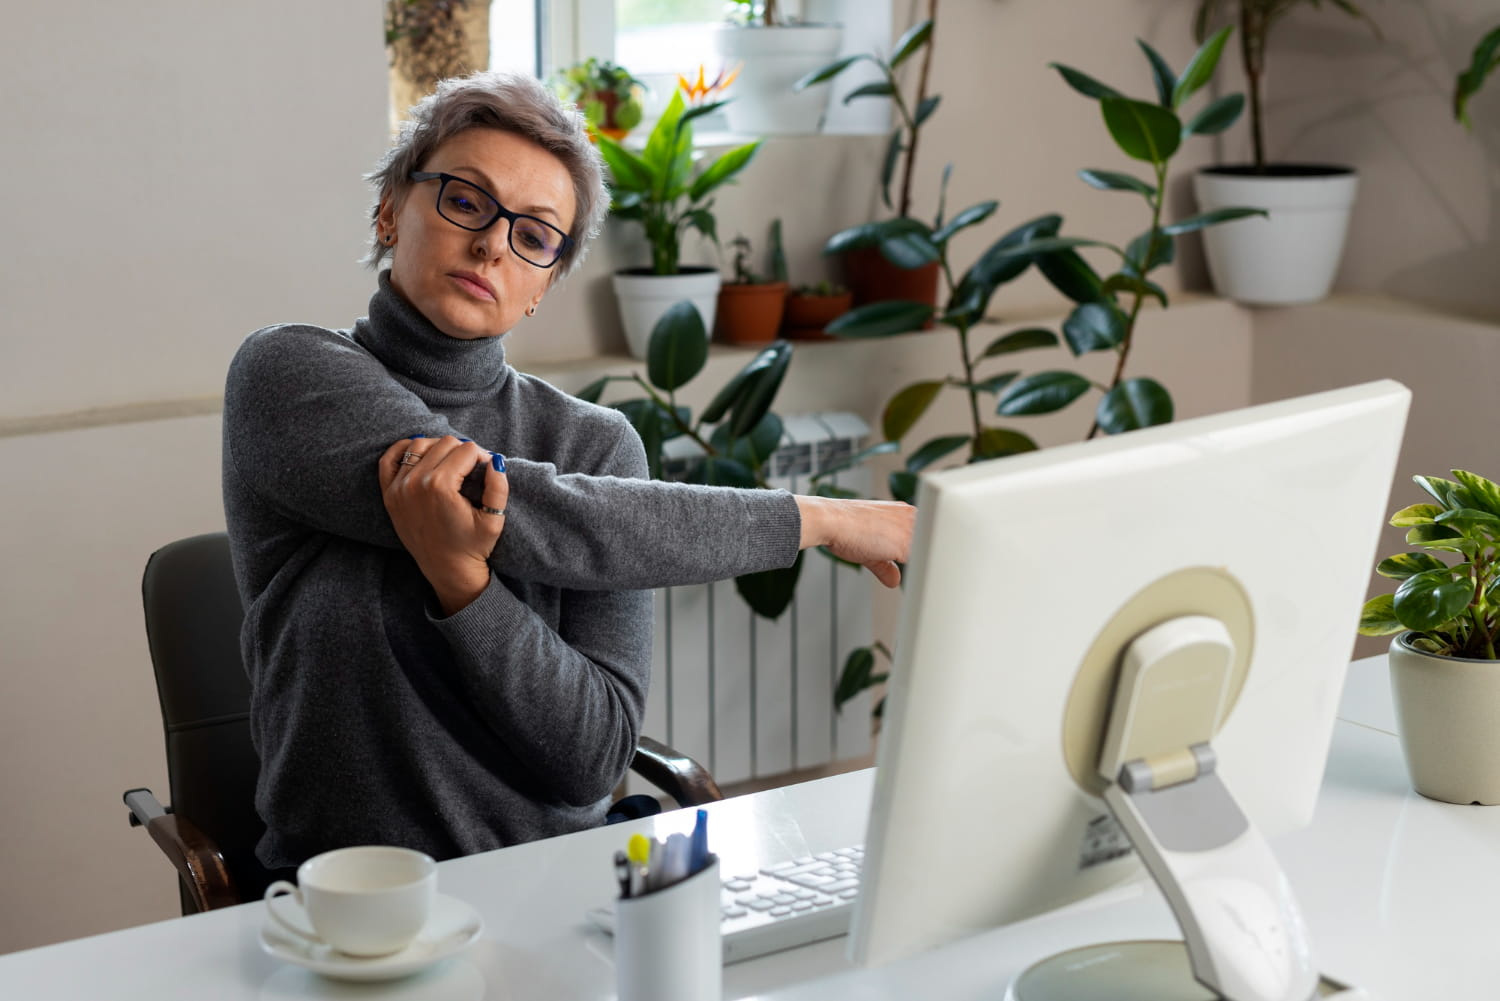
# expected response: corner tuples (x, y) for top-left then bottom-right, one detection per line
(222, 71), (912, 871)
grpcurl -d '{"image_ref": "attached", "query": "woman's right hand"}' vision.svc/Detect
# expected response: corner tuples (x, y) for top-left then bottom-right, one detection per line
(795, 496), (915, 588)
(379, 435), (510, 616)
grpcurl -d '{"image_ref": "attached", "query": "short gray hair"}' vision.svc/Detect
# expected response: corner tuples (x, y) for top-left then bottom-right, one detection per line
(365, 70), (608, 280)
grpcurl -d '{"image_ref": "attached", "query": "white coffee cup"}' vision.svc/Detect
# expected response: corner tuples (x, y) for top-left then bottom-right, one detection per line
(263, 845), (437, 957)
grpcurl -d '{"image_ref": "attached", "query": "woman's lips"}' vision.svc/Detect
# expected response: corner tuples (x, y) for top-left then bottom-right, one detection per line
(449, 272), (495, 302)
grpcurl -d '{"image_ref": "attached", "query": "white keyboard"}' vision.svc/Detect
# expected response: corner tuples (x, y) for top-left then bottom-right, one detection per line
(588, 844), (864, 964)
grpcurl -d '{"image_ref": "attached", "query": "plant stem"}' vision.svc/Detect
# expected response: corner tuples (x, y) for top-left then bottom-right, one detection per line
(1241, 4), (1267, 172)
(631, 374), (714, 453)
(898, 0), (939, 220)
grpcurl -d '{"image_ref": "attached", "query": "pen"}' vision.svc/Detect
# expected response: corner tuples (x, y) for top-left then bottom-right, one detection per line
(614, 849), (631, 899)
(690, 808), (709, 873)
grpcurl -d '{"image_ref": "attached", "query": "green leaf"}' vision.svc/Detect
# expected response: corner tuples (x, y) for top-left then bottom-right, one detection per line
(878, 232), (942, 268)
(1173, 25), (1233, 107)
(1096, 378), (1174, 433)
(973, 427), (1039, 460)
(1161, 207), (1267, 236)
(1037, 249), (1109, 305)
(594, 133), (654, 193)
(1125, 229), (1175, 275)
(1394, 568), (1474, 631)
(642, 90), (690, 181)
(905, 435), (971, 473)
(1434, 507), (1500, 537)
(823, 216), (931, 255)
(1413, 475), (1463, 508)
(684, 455), (759, 488)
(981, 328), (1059, 358)
(946, 215), (1065, 326)
(1357, 594), (1403, 636)
(914, 95), (942, 127)
(735, 551), (804, 620)
(883, 380), (945, 441)
(1376, 552), (1448, 579)
(844, 81), (896, 103)
(646, 300), (709, 391)
(728, 340), (792, 438)
(970, 372), (1020, 395)
(1183, 93), (1245, 136)
(1078, 169), (1157, 197)
(1455, 26), (1500, 128)
(1050, 63), (1123, 100)
(932, 201), (1000, 245)
(1137, 39), (1177, 107)
(827, 300), (934, 339)
(891, 18), (934, 68)
(793, 54), (867, 91)
(1452, 470), (1500, 518)
(1406, 523), (1467, 549)
(888, 470), (918, 504)
(879, 128), (903, 210)
(996, 371), (1093, 416)
(1062, 302), (1128, 355)
(1102, 273), (1169, 307)
(715, 412), (785, 472)
(575, 376), (610, 404)
(689, 140), (762, 202)
(613, 399), (668, 479)
(1388, 504), (1443, 528)
(834, 645), (877, 709)
(1102, 97), (1183, 164)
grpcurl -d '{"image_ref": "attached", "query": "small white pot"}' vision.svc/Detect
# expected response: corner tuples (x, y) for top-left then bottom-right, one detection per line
(1192, 165), (1358, 306)
(712, 24), (843, 135)
(612, 268), (720, 360)
(1388, 632), (1500, 805)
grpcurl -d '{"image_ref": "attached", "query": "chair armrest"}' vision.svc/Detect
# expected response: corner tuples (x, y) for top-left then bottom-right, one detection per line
(123, 788), (240, 913)
(629, 737), (724, 808)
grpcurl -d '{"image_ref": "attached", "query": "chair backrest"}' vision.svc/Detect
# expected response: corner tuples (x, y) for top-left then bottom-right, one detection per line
(141, 532), (276, 906)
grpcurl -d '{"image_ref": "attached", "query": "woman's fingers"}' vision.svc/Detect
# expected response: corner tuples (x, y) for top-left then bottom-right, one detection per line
(865, 560), (902, 589)
(478, 453), (510, 522)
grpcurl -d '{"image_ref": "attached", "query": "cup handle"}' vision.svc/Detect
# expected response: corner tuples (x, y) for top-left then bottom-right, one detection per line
(263, 880), (323, 947)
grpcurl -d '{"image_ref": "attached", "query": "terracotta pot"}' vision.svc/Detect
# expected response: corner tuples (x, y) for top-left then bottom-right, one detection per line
(1389, 632), (1500, 805)
(715, 282), (788, 345)
(839, 246), (939, 328)
(782, 290), (854, 341)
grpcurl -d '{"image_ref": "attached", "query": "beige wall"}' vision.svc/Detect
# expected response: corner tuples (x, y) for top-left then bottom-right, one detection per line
(2, 0), (1497, 957)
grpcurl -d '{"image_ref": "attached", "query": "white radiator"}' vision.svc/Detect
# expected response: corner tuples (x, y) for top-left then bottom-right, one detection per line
(634, 413), (876, 790)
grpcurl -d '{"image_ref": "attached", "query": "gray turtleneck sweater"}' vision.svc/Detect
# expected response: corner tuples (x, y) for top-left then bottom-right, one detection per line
(223, 274), (801, 867)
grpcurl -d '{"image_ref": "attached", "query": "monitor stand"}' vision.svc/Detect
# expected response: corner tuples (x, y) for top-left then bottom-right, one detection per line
(1008, 616), (1367, 1001)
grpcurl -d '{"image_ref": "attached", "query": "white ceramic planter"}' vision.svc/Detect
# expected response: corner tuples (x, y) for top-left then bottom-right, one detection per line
(1388, 632), (1500, 805)
(612, 268), (720, 360)
(1192, 165), (1358, 306)
(712, 24), (842, 135)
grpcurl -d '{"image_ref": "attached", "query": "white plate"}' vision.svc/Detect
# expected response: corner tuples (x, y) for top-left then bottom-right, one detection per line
(260, 893), (484, 982)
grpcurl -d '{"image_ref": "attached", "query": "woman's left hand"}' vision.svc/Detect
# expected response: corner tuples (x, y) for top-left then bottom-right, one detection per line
(379, 435), (509, 616)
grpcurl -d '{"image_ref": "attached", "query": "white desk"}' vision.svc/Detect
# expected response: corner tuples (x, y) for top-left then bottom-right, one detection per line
(5, 655), (1498, 999)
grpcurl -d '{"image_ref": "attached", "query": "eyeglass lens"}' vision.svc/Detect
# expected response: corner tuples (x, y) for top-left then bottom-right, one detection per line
(436, 177), (565, 266)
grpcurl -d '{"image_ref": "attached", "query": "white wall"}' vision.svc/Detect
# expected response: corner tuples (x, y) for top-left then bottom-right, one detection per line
(2, 0), (1497, 956)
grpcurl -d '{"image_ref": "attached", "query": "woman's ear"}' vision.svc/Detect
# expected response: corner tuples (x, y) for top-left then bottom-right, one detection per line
(375, 194), (399, 243)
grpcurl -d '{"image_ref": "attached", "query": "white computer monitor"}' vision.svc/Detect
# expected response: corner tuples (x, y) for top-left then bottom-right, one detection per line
(849, 381), (1410, 1000)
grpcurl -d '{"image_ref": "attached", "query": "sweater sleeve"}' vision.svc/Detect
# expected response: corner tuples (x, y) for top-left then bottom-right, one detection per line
(224, 324), (801, 591)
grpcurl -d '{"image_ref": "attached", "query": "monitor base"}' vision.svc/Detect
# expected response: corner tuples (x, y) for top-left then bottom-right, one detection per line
(1004, 940), (1364, 1001)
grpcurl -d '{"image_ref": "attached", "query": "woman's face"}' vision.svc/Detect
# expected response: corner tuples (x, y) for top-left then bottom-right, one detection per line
(378, 128), (577, 341)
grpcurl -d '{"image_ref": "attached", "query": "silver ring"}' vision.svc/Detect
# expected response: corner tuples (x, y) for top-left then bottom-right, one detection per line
(479, 505), (506, 517)
(398, 451), (423, 467)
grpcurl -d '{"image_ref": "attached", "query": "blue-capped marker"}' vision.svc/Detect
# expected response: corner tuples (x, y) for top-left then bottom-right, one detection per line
(690, 808), (709, 873)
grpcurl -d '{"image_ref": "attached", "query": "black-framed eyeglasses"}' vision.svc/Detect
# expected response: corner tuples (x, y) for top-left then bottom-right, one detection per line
(410, 171), (573, 269)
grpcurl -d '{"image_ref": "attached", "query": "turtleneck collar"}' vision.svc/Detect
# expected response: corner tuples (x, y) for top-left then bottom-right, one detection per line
(353, 270), (509, 392)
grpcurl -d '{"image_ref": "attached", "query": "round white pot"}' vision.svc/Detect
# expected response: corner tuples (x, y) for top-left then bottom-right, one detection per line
(1388, 632), (1500, 805)
(612, 268), (720, 360)
(712, 24), (843, 135)
(1192, 165), (1358, 306)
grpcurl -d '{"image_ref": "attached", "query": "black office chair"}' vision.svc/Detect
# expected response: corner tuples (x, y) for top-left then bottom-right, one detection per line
(125, 532), (722, 915)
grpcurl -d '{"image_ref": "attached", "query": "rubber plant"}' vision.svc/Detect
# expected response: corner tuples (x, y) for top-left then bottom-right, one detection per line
(1455, 24), (1500, 130)
(832, 29), (1266, 716)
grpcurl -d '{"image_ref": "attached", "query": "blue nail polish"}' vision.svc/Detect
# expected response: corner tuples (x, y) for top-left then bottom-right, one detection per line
(410, 434), (427, 439)
(492, 453), (507, 473)
(458, 437), (472, 443)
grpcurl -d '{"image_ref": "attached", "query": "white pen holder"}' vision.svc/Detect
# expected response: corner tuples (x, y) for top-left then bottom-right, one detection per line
(614, 855), (721, 1001)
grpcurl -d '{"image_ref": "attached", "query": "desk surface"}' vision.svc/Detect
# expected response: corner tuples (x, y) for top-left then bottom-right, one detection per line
(5, 654), (1498, 1000)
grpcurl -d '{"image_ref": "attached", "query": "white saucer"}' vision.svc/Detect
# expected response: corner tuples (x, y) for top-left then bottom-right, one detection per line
(260, 893), (484, 982)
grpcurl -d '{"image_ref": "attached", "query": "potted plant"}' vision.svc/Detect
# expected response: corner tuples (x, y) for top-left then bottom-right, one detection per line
(1358, 470), (1500, 805)
(1454, 24), (1500, 129)
(551, 57), (645, 142)
(384, 0), (489, 124)
(596, 88), (762, 359)
(796, 8), (941, 313)
(713, 0), (843, 135)
(1190, 0), (1380, 305)
(830, 28), (1261, 715)
(716, 222), (790, 346)
(783, 280), (853, 341)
